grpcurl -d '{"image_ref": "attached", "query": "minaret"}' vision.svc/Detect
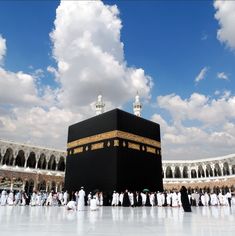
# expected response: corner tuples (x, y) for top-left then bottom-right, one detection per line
(133, 93), (142, 117)
(95, 94), (105, 115)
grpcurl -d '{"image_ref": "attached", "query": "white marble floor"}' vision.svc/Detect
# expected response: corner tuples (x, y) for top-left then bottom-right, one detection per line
(0, 206), (234, 236)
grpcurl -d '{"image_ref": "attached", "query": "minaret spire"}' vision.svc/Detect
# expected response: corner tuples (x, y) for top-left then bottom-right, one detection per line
(133, 92), (142, 117)
(95, 94), (105, 115)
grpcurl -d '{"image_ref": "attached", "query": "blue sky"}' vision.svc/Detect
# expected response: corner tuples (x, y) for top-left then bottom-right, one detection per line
(0, 0), (235, 160)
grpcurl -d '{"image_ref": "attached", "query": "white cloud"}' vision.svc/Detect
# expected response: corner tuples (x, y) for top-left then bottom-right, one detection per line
(214, 1), (235, 50)
(0, 106), (83, 148)
(0, 35), (6, 65)
(0, 68), (40, 106)
(195, 67), (208, 83)
(47, 66), (59, 81)
(217, 72), (229, 80)
(157, 92), (235, 125)
(153, 92), (235, 160)
(0, 1), (153, 150)
(50, 1), (152, 110)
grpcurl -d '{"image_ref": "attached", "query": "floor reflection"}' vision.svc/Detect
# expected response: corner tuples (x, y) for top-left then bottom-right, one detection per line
(0, 206), (234, 236)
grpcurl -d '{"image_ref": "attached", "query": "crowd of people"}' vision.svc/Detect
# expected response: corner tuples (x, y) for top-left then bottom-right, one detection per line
(0, 187), (234, 211)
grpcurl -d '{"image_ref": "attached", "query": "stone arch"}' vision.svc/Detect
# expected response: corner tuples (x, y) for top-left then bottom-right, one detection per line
(191, 169), (197, 178)
(38, 180), (46, 191)
(26, 152), (36, 168)
(57, 156), (65, 171)
(221, 185), (229, 194)
(38, 153), (47, 169)
(2, 148), (14, 166)
(58, 182), (64, 192)
(174, 166), (181, 178)
(198, 165), (205, 178)
(206, 164), (213, 177)
(48, 155), (56, 170)
(213, 186), (220, 194)
(13, 178), (23, 190)
(203, 186), (210, 193)
(51, 181), (56, 191)
(214, 163), (222, 176)
(166, 166), (173, 178)
(232, 165), (235, 175)
(15, 150), (25, 167)
(25, 179), (34, 194)
(223, 162), (230, 176)
(0, 177), (11, 189)
(183, 166), (188, 178)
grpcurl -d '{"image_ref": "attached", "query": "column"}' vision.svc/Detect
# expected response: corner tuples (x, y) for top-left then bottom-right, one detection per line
(171, 166), (175, 178)
(202, 165), (207, 178)
(179, 166), (183, 178)
(195, 166), (199, 178)
(22, 180), (26, 191)
(0, 150), (5, 165)
(12, 156), (16, 166)
(188, 167), (191, 179)
(162, 166), (166, 178)
(212, 163), (215, 177)
(24, 152), (29, 168)
(10, 179), (14, 191)
(219, 162), (223, 176)
(0, 157), (3, 165)
(46, 182), (50, 192)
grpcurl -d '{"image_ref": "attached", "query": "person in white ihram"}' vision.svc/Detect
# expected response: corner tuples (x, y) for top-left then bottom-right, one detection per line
(66, 200), (77, 211)
(77, 187), (85, 211)
(90, 195), (98, 211)
(0, 189), (8, 206)
(111, 191), (119, 206)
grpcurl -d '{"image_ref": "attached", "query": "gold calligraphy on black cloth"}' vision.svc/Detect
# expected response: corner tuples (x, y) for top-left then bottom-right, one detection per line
(67, 130), (161, 156)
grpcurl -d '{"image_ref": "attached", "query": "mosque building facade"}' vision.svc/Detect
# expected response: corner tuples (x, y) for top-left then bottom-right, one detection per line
(1, 138), (234, 193)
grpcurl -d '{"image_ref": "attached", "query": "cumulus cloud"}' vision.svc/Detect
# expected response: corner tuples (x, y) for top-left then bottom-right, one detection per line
(217, 72), (229, 81)
(0, 1), (152, 149)
(214, 0), (235, 50)
(0, 68), (40, 106)
(195, 67), (208, 83)
(157, 92), (235, 125)
(153, 92), (235, 160)
(0, 106), (83, 148)
(0, 35), (6, 65)
(50, 1), (152, 110)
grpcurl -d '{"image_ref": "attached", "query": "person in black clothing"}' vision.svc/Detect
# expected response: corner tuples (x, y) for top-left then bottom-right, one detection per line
(134, 191), (138, 207)
(122, 189), (130, 207)
(163, 191), (167, 206)
(180, 186), (192, 212)
(145, 192), (151, 206)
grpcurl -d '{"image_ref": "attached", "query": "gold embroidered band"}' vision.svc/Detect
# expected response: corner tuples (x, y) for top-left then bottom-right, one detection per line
(67, 130), (161, 149)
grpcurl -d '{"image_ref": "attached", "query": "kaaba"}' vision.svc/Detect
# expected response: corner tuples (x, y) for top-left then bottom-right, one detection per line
(65, 109), (163, 193)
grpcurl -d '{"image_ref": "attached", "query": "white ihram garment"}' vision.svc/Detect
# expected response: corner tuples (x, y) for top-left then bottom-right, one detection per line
(0, 190), (7, 206)
(90, 198), (98, 211)
(77, 189), (85, 211)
